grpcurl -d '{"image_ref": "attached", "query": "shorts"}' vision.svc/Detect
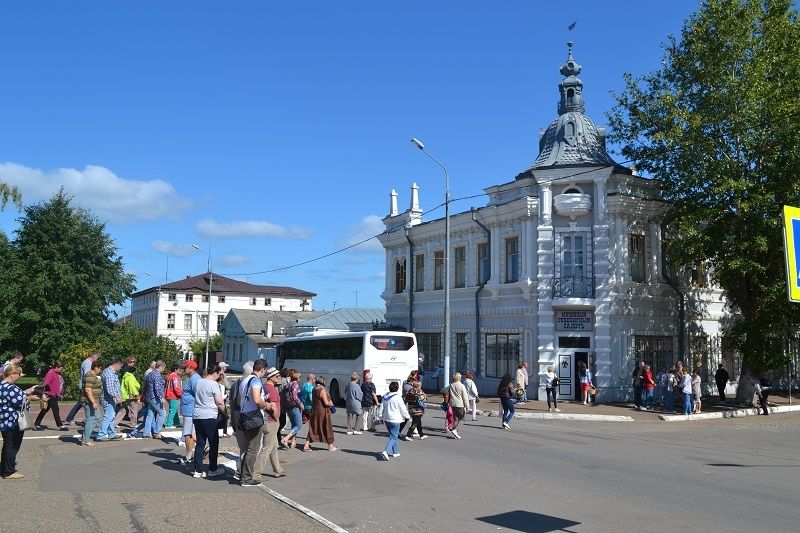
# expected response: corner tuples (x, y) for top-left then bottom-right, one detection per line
(182, 416), (194, 437)
(452, 407), (465, 420)
(581, 383), (591, 393)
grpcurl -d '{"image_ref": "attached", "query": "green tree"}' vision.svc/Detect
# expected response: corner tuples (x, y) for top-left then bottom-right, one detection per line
(0, 190), (135, 372)
(608, 0), (800, 402)
(187, 333), (223, 365)
(0, 182), (21, 211)
(59, 323), (182, 400)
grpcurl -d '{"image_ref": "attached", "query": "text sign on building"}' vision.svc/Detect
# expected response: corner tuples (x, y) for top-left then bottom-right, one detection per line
(783, 205), (800, 303)
(555, 310), (593, 331)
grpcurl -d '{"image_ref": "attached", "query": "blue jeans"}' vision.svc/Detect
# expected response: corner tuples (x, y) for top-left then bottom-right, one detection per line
(143, 399), (165, 436)
(666, 390), (675, 412)
(683, 393), (693, 415)
(96, 401), (118, 439)
(501, 397), (516, 424)
(81, 403), (100, 443)
(287, 406), (303, 436)
(644, 389), (654, 409)
(384, 422), (400, 454)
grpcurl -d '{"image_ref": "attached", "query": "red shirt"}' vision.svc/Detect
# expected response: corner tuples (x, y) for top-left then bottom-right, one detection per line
(644, 370), (656, 390)
(164, 372), (183, 400)
(265, 382), (280, 422)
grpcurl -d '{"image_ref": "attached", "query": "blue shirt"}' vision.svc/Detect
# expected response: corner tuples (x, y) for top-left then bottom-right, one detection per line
(144, 371), (166, 404)
(180, 373), (201, 416)
(0, 381), (29, 431)
(238, 375), (264, 413)
(100, 367), (122, 405)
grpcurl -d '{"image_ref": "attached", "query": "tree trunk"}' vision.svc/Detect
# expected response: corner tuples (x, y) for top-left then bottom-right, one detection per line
(735, 359), (755, 405)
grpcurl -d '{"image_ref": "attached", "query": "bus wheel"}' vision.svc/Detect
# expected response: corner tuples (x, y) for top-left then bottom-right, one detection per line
(329, 379), (342, 406)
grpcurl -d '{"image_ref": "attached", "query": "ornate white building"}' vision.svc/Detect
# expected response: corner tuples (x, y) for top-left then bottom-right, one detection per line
(378, 43), (733, 402)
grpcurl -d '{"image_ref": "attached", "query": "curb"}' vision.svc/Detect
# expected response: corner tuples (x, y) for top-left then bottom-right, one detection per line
(480, 410), (633, 422)
(659, 403), (800, 421)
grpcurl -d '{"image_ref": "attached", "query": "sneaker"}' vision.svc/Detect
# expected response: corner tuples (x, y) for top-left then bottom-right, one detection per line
(240, 479), (261, 487)
(380, 451), (389, 461)
(403, 436), (413, 442)
(192, 471), (207, 478)
(346, 431), (353, 435)
(353, 431), (363, 435)
(548, 408), (553, 412)
(419, 435), (428, 440)
(125, 433), (141, 440)
(451, 429), (461, 439)
(34, 425), (46, 431)
(502, 422), (510, 430)
(2, 472), (24, 480)
(554, 408), (561, 412)
(391, 453), (400, 457)
(207, 468), (225, 477)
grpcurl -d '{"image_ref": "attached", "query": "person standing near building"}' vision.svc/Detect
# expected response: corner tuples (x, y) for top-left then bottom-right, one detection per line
(34, 361), (67, 430)
(692, 368), (703, 414)
(642, 364), (656, 411)
(632, 360), (645, 409)
(65, 352), (98, 427)
(681, 367), (693, 416)
(544, 366), (560, 412)
(345, 372), (363, 435)
(515, 362), (529, 404)
(179, 360), (200, 463)
(239, 360), (269, 486)
(0, 364), (37, 479)
(79, 360), (103, 446)
(379, 381), (410, 460)
(142, 360), (167, 439)
(463, 371), (479, 421)
(578, 363), (592, 406)
(715, 364), (730, 401)
(191, 365), (227, 479)
(96, 359), (124, 441)
(447, 372), (469, 439)
(164, 364), (183, 429)
(497, 373), (516, 429)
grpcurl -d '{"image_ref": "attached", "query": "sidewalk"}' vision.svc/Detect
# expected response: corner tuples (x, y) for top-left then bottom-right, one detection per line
(422, 392), (800, 423)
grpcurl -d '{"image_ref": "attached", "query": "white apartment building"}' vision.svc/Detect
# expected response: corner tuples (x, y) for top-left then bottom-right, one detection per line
(378, 43), (733, 402)
(131, 272), (315, 354)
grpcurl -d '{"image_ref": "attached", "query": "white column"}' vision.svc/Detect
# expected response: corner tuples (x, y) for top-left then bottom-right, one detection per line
(390, 189), (398, 217)
(650, 223), (661, 283)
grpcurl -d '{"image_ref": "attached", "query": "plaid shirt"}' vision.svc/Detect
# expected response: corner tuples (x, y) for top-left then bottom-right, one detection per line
(144, 371), (166, 404)
(101, 367), (121, 405)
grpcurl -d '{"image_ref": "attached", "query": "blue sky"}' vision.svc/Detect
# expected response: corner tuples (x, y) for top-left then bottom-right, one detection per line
(0, 1), (700, 314)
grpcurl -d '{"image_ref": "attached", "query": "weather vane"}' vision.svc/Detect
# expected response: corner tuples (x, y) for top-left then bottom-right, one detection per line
(568, 21), (577, 41)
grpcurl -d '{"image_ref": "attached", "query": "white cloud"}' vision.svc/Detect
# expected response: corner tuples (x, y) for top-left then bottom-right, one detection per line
(151, 240), (196, 258)
(196, 219), (312, 240)
(0, 162), (193, 222)
(218, 255), (253, 268)
(343, 215), (385, 254)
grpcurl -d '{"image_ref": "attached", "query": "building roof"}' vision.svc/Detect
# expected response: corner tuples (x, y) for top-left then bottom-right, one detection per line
(132, 272), (316, 298)
(225, 309), (326, 345)
(288, 307), (385, 331)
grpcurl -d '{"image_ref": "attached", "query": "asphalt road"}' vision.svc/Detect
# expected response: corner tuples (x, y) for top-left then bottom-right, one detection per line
(2, 407), (798, 532)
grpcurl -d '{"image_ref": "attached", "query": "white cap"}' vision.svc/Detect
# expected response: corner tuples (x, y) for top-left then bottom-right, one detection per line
(218, 361), (229, 368)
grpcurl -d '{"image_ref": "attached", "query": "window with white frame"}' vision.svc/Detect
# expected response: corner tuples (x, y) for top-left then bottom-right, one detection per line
(167, 313), (175, 329)
(485, 333), (520, 378)
(218, 295), (226, 303)
(415, 254), (425, 292)
(201, 314), (208, 332)
(184, 314), (192, 331)
(562, 234), (586, 278)
(217, 314), (224, 329)
(202, 294), (209, 303)
(505, 237), (519, 283)
(168, 293), (176, 301)
(417, 333), (441, 371)
(629, 234), (646, 283)
(434, 251), (444, 290)
(185, 294), (194, 302)
(477, 242), (490, 284)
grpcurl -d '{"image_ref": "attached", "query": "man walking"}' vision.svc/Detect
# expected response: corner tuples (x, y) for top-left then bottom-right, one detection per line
(239, 360), (269, 486)
(179, 360), (200, 464)
(96, 359), (124, 441)
(143, 360), (167, 438)
(258, 367), (286, 479)
(714, 364), (730, 401)
(632, 360), (645, 409)
(65, 351), (99, 427)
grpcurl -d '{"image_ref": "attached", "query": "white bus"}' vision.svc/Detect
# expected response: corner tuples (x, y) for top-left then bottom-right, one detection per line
(277, 331), (418, 404)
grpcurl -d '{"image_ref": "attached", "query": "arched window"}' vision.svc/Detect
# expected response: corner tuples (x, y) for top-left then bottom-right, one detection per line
(567, 88), (574, 103)
(395, 259), (407, 293)
(566, 122), (576, 137)
(565, 187), (581, 194)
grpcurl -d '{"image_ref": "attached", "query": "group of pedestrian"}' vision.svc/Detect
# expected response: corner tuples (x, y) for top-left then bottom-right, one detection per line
(631, 360), (705, 415)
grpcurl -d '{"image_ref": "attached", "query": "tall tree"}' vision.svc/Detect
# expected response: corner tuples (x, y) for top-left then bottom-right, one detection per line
(608, 0), (800, 401)
(0, 182), (21, 211)
(0, 190), (135, 371)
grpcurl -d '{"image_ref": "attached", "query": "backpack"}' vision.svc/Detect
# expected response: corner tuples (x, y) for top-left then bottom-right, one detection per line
(281, 382), (297, 408)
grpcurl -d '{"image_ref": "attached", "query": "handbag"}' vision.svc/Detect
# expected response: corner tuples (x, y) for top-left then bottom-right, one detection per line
(239, 409), (265, 431)
(17, 408), (30, 431)
(552, 377), (560, 388)
(589, 385), (597, 395)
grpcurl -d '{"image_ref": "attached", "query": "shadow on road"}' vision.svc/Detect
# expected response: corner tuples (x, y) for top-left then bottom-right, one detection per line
(476, 510), (581, 533)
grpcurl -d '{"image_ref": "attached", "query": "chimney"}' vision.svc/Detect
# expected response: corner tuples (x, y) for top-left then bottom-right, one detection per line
(266, 320), (273, 338)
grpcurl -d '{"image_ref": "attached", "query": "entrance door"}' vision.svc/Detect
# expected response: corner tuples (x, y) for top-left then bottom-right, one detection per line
(574, 351), (588, 401)
(557, 353), (574, 399)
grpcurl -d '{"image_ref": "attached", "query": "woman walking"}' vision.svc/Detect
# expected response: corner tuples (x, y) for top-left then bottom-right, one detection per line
(192, 365), (227, 478)
(403, 380), (427, 441)
(544, 366), (559, 412)
(360, 372), (379, 431)
(379, 381), (410, 460)
(34, 361), (67, 430)
(303, 376), (338, 452)
(80, 361), (103, 445)
(164, 364), (183, 429)
(0, 364), (37, 479)
(497, 374), (516, 429)
(280, 370), (303, 448)
(464, 371), (479, 421)
(447, 373), (469, 439)
(578, 363), (592, 406)
(344, 372), (363, 435)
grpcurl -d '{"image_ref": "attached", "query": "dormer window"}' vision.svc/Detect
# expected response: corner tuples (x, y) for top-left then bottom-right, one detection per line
(564, 187), (581, 194)
(567, 88), (574, 104)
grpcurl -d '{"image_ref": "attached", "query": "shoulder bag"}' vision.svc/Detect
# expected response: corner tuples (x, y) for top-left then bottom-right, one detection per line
(238, 376), (265, 431)
(18, 406), (30, 430)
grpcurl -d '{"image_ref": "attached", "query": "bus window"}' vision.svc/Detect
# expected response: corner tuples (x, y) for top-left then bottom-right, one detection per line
(370, 336), (415, 351)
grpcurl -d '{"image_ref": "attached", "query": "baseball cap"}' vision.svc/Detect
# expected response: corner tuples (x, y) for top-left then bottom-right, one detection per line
(265, 367), (280, 379)
(218, 361), (229, 368)
(180, 360), (198, 370)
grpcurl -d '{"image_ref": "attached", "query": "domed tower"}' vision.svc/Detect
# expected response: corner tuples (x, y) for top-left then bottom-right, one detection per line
(520, 41), (619, 173)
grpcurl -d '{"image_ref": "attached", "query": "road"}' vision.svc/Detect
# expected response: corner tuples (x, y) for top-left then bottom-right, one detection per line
(2, 407), (798, 532)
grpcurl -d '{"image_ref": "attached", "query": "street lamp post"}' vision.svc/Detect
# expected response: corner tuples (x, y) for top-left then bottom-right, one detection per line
(411, 137), (451, 388)
(192, 244), (213, 370)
